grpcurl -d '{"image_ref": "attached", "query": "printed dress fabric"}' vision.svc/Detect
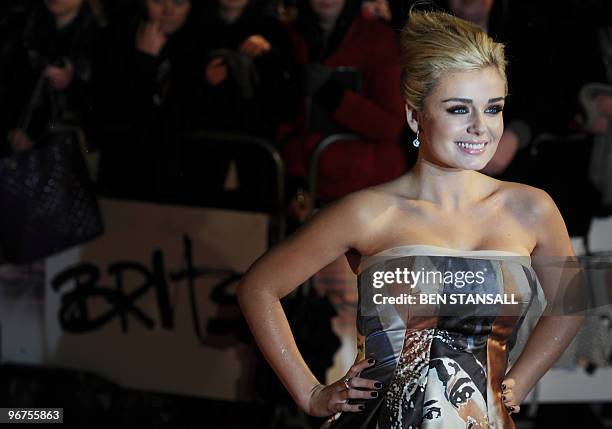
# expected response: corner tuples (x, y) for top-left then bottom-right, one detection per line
(322, 245), (542, 429)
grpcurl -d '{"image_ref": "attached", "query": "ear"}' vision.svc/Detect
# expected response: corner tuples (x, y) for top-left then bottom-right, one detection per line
(405, 104), (419, 134)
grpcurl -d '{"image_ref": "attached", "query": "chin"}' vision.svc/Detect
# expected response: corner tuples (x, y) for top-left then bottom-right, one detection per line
(462, 159), (492, 171)
(442, 157), (490, 171)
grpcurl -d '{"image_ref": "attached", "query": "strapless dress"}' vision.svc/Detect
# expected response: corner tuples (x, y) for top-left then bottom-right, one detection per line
(322, 244), (543, 429)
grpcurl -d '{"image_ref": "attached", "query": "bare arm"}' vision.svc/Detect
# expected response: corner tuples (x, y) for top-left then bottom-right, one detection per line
(236, 191), (383, 415)
(503, 189), (586, 410)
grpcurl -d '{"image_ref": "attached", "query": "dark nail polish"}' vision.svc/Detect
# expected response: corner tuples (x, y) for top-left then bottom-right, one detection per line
(370, 391), (378, 398)
(358, 405), (365, 411)
(502, 383), (506, 390)
(502, 395), (506, 401)
(374, 382), (383, 389)
(367, 358), (375, 364)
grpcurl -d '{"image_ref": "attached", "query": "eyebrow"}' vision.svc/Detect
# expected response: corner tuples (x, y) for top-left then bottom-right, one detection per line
(442, 97), (506, 103)
(424, 400), (438, 407)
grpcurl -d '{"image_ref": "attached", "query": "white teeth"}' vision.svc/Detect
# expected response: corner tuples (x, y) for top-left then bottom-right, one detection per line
(456, 142), (485, 150)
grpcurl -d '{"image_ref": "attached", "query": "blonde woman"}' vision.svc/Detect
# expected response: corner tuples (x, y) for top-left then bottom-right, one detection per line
(237, 9), (584, 428)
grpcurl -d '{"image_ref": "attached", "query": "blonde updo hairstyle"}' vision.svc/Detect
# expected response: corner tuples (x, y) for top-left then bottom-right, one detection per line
(400, 9), (507, 111)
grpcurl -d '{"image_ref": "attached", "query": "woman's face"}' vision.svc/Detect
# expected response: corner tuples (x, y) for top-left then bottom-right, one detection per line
(310, 0), (346, 22)
(448, 0), (494, 24)
(412, 66), (506, 171)
(45, 0), (83, 17)
(146, 0), (191, 34)
(423, 357), (489, 428)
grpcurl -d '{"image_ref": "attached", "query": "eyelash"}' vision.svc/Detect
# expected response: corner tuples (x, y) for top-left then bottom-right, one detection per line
(446, 104), (504, 115)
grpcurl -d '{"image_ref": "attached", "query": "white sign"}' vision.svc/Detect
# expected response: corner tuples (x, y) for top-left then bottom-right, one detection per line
(40, 199), (268, 401)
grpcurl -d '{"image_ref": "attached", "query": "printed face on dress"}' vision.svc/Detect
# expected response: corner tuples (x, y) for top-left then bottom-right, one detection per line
(310, 0), (346, 22)
(409, 66), (506, 171)
(146, 0), (191, 35)
(423, 357), (488, 428)
(45, 0), (83, 17)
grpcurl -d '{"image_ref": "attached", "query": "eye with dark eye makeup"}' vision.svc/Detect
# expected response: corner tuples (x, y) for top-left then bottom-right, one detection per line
(446, 105), (469, 114)
(446, 104), (504, 115)
(485, 104), (504, 114)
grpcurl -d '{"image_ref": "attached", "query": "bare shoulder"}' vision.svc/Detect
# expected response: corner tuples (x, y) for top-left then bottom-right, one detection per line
(325, 182), (403, 228)
(497, 180), (558, 218)
(314, 181), (405, 251)
(495, 180), (568, 242)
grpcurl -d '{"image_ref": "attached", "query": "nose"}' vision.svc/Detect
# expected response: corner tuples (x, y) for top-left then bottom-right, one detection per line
(162, 0), (174, 14)
(467, 111), (486, 136)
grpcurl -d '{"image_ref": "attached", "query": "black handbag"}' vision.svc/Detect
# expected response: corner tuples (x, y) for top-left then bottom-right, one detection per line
(0, 127), (104, 264)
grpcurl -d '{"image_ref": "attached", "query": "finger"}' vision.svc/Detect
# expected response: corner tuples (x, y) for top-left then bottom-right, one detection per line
(253, 36), (269, 49)
(335, 387), (380, 402)
(348, 377), (383, 390)
(257, 44), (270, 55)
(241, 43), (255, 56)
(209, 65), (227, 78)
(245, 42), (258, 55)
(501, 378), (515, 391)
(347, 388), (380, 400)
(506, 405), (521, 414)
(347, 358), (376, 378)
(334, 401), (365, 413)
(239, 40), (250, 52)
(501, 391), (514, 402)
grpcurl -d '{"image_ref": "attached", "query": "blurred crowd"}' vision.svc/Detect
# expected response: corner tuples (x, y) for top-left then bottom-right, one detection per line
(0, 0), (611, 237)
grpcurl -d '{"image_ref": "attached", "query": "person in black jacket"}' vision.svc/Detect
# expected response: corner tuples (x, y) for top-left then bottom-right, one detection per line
(171, 0), (296, 211)
(0, 0), (101, 156)
(195, 0), (295, 138)
(93, 0), (201, 201)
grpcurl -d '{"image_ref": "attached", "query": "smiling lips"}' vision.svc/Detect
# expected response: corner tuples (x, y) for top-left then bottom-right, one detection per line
(455, 141), (488, 155)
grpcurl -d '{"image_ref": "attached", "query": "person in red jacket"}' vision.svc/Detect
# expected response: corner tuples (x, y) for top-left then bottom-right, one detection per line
(281, 0), (407, 216)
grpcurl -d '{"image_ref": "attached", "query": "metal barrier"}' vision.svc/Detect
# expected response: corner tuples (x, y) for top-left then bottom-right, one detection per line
(306, 133), (360, 219)
(182, 131), (286, 245)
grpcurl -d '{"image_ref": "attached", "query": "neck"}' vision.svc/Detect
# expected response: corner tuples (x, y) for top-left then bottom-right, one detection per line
(318, 16), (338, 34)
(55, 9), (79, 29)
(405, 157), (490, 211)
(219, 6), (244, 24)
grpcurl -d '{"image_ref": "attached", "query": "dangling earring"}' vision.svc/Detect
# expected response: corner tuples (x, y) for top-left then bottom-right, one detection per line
(413, 129), (420, 148)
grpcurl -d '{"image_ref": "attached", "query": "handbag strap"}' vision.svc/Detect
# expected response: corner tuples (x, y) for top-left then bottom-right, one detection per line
(19, 70), (48, 133)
